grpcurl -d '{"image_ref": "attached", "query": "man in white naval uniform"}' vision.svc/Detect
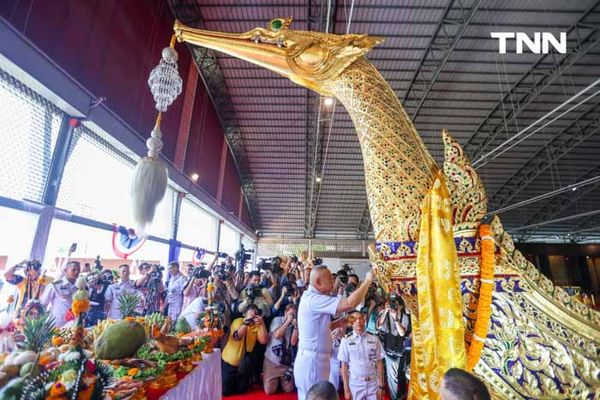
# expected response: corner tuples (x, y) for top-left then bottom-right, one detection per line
(163, 262), (187, 322)
(339, 310), (385, 400)
(104, 264), (139, 319)
(40, 261), (81, 327)
(294, 265), (375, 400)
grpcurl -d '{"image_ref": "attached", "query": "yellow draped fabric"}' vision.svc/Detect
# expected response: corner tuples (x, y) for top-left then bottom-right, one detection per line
(408, 170), (466, 399)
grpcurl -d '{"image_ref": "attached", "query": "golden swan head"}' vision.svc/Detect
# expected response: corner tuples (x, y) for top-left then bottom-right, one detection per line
(174, 18), (383, 96)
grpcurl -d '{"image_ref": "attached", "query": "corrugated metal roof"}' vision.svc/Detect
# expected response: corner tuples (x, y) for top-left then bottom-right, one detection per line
(170, 0), (600, 242)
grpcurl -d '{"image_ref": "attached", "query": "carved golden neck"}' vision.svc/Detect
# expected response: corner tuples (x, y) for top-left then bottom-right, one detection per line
(323, 58), (437, 241)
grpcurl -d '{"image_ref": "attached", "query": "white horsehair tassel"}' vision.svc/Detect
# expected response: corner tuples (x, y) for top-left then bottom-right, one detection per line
(131, 36), (182, 235)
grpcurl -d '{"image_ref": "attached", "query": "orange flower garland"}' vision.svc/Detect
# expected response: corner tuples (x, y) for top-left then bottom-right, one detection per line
(466, 224), (495, 371)
(52, 336), (64, 346)
(72, 299), (90, 316)
(127, 368), (140, 377)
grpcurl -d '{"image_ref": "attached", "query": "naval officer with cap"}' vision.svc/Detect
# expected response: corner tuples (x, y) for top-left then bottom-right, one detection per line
(40, 261), (81, 327)
(339, 310), (385, 400)
(294, 264), (375, 400)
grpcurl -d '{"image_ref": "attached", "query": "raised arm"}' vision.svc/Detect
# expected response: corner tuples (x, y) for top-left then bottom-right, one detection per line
(336, 270), (373, 314)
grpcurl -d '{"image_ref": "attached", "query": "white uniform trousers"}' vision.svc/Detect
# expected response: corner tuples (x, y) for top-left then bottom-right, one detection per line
(294, 349), (331, 400)
(329, 358), (341, 390)
(350, 376), (379, 400)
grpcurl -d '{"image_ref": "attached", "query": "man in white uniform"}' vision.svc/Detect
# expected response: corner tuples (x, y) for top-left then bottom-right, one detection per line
(294, 265), (375, 400)
(339, 310), (385, 400)
(163, 262), (187, 322)
(104, 264), (139, 319)
(40, 261), (80, 327)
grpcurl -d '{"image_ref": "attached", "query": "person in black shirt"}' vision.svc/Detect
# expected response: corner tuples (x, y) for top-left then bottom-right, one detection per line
(377, 294), (411, 400)
(85, 271), (112, 326)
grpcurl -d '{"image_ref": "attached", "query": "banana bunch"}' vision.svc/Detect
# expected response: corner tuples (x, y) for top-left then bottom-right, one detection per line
(144, 313), (166, 330)
(92, 319), (114, 341)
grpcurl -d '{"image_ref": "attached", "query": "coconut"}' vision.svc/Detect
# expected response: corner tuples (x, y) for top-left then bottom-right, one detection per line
(94, 320), (146, 360)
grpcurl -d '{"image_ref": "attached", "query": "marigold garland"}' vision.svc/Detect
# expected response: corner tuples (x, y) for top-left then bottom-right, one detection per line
(466, 224), (495, 371)
(72, 299), (90, 316)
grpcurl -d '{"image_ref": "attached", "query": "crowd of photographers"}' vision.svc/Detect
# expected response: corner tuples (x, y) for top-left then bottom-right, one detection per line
(0, 253), (414, 400)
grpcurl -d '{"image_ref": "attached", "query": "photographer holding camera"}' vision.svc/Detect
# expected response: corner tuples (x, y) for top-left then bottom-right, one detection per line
(237, 270), (274, 319)
(85, 269), (113, 326)
(135, 263), (165, 315)
(4, 259), (48, 315)
(221, 304), (269, 396)
(272, 283), (301, 318)
(263, 303), (299, 395)
(377, 294), (410, 400)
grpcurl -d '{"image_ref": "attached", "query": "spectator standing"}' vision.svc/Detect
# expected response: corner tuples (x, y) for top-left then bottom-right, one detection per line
(104, 264), (139, 319)
(339, 310), (385, 400)
(40, 261), (80, 327)
(163, 262), (186, 321)
(237, 271), (274, 318)
(221, 304), (269, 396)
(4, 259), (48, 315)
(377, 295), (410, 400)
(263, 303), (299, 395)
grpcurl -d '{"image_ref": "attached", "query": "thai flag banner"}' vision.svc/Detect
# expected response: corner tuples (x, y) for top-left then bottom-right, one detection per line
(192, 247), (206, 266)
(112, 225), (146, 259)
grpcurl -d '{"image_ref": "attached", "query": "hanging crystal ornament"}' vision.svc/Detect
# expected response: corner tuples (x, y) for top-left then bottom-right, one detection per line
(131, 35), (182, 234)
(148, 36), (183, 112)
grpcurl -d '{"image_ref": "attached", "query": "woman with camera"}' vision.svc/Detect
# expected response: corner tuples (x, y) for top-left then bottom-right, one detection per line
(221, 304), (269, 396)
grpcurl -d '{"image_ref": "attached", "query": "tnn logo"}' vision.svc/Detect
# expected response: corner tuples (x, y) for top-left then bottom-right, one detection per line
(490, 32), (567, 54)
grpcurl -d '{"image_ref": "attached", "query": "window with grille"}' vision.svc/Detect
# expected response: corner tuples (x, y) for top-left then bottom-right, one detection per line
(178, 198), (217, 250)
(0, 206), (39, 268)
(0, 68), (63, 202)
(219, 223), (239, 256)
(55, 124), (174, 238)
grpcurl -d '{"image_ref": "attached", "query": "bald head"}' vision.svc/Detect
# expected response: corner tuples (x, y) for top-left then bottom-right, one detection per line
(310, 265), (334, 294)
(307, 380), (338, 400)
(440, 368), (490, 400)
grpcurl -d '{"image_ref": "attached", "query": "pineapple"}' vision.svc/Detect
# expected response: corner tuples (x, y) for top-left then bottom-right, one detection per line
(21, 314), (55, 352)
(117, 292), (140, 318)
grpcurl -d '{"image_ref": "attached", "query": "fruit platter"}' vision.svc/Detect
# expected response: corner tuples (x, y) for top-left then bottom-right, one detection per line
(0, 278), (223, 400)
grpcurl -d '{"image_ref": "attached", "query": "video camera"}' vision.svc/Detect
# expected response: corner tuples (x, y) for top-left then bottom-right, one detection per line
(191, 266), (210, 280)
(257, 256), (282, 273)
(389, 293), (403, 311)
(312, 257), (323, 266)
(345, 282), (357, 296)
(245, 285), (263, 300)
(148, 265), (165, 281)
(17, 259), (42, 271)
(87, 270), (114, 287)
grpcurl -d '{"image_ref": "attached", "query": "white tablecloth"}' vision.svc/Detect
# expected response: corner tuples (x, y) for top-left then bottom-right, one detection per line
(161, 349), (222, 400)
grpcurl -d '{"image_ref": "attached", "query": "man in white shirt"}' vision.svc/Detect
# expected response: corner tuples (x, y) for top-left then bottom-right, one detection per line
(294, 265), (375, 400)
(163, 262), (187, 322)
(179, 296), (207, 330)
(339, 310), (385, 400)
(40, 261), (80, 327)
(104, 264), (139, 320)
